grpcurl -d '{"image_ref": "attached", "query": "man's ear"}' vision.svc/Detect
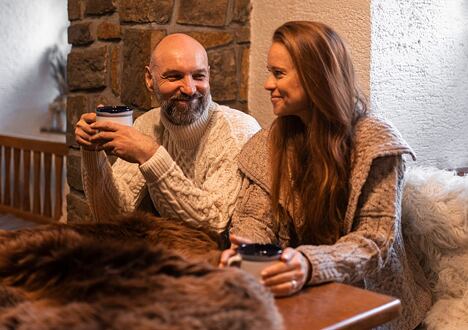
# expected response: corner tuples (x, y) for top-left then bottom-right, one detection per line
(144, 66), (154, 92)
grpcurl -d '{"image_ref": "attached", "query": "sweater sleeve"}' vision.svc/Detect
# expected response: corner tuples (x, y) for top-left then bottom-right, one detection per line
(230, 179), (278, 244)
(139, 136), (246, 234)
(296, 156), (405, 285)
(81, 149), (147, 222)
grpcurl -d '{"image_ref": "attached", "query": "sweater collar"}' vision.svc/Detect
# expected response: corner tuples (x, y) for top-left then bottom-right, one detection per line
(160, 96), (214, 149)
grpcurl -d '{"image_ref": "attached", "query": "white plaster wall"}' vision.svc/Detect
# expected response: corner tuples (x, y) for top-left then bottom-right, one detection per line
(0, 0), (69, 141)
(371, 0), (468, 168)
(249, 0), (370, 127)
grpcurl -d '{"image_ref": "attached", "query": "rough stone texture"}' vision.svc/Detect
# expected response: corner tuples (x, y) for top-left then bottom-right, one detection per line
(85, 0), (116, 16)
(186, 31), (233, 50)
(68, 22), (95, 46)
(233, 0), (250, 23)
(177, 0), (228, 27)
(208, 48), (237, 102)
(240, 47), (249, 101)
(97, 21), (121, 40)
(371, 0), (468, 168)
(67, 46), (108, 91)
(121, 29), (166, 109)
(236, 27), (250, 43)
(66, 94), (89, 147)
(67, 148), (84, 191)
(67, 190), (93, 223)
(110, 44), (121, 96)
(119, 0), (174, 24)
(68, 0), (83, 21)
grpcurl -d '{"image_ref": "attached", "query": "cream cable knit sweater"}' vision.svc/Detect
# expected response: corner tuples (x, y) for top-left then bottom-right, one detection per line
(81, 100), (261, 233)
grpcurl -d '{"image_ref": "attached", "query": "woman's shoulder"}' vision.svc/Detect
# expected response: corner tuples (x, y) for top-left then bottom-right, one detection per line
(353, 115), (416, 160)
(237, 129), (272, 193)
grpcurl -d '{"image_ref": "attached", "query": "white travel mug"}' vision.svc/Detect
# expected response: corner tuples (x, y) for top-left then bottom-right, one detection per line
(95, 105), (133, 126)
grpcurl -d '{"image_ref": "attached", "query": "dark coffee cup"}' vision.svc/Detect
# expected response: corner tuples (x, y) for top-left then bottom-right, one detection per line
(236, 243), (283, 279)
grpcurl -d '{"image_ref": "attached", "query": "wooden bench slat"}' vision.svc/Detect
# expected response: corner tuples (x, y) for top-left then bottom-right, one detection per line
(43, 153), (52, 217)
(54, 155), (64, 220)
(33, 151), (41, 215)
(23, 150), (31, 212)
(4, 147), (11, 206)
(13, 148), (21, 208)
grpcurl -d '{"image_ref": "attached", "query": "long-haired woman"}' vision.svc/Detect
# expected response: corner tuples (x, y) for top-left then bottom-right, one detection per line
(221, 21), (431, 330)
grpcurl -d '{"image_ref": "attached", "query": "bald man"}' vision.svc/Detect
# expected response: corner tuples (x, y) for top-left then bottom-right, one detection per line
(75, 34), (260, 236)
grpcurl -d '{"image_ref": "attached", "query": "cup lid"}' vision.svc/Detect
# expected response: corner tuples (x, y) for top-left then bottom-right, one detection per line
(237, 243), (282, 261)
(96, 105), (132, 114)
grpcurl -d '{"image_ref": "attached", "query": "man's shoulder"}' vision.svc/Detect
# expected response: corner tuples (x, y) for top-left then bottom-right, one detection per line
(209, 103), (261, 144)
(133, 107), (162, 134)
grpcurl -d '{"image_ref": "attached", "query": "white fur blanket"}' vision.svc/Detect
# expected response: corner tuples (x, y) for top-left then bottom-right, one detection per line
(402, 166), (468, 330)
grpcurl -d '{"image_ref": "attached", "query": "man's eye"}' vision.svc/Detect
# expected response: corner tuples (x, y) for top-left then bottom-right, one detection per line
(193, 74), (206, 80)
(163, 75), (182, 81)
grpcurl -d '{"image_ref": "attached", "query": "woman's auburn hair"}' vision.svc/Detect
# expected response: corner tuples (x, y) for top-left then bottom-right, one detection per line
(269, 21), (367, 245)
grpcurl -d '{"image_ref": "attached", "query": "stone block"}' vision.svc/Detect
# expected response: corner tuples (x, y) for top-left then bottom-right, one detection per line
(68, 22), (95, 46)
(68, 0), (83, 21)
(236, 27), (250, 44)
(67, 46), (108, 91)
(85, 0), (116, 16)
(67, 189), (93, 223)
(121, 28), (166, 109)
(110, 44), (121, 97)
(67, 148), (83, 191)
(208, 48), (237, 102)
(119, 0), (174, 24)
(240, 47), (249, 101)
(97, 21), (121, 40)
(67, 94), (89, 147)
(185, 31), (233, 50)
(233, 0), (250, 23)
(177, 0), (228, 27)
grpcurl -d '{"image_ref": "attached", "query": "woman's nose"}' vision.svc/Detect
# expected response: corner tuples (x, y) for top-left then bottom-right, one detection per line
(264, 74), (275, 91)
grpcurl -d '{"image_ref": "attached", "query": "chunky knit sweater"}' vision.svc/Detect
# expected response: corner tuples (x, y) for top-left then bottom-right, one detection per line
(230, 116), (432, 330)
(81, 100), (261, 233)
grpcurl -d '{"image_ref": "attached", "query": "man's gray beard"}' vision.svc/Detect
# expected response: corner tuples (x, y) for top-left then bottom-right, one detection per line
(160, 93), (210, 126)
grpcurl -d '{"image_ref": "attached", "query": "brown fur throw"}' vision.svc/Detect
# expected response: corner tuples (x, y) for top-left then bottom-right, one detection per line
(0, 214), (283, 330)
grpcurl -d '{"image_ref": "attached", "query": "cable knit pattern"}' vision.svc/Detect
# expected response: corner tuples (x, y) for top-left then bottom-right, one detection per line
(81, 100), (261, 233)
(230, 115), (432, 330)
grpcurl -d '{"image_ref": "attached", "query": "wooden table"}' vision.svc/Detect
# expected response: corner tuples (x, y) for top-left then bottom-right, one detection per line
(276, 283), (401, 330)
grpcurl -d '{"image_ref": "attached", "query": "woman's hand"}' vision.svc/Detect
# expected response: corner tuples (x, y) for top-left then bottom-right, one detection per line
(218, 234), (252, 268)
(261, 247), (311, 297)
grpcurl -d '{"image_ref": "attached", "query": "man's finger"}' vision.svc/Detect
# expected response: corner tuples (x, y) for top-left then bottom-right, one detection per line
(91, 121), (121, 132)
(90, 131), (116, 143)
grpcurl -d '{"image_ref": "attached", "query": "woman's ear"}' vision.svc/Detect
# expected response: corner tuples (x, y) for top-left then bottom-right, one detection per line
(144, 66), (154, 92)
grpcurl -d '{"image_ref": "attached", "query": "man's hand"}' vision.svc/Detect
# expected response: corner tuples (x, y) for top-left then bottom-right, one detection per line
(89, 121), (160, 165)
(75, 113), (102, 151)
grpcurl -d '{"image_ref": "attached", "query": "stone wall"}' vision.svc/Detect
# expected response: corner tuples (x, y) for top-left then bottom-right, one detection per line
(66, 0), (251, 223)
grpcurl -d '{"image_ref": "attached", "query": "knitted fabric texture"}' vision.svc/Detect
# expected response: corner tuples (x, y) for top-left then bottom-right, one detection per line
(81, 100), (261, 234)
(230, 115), (432, 330)
(0, 214), (283, 330)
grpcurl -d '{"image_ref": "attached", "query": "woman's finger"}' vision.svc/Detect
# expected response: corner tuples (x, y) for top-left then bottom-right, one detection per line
(268, 280), (299, 297)
(219, 249), (238, 268)
(229, 234), (253, 247)
(262, 269), (298, 287)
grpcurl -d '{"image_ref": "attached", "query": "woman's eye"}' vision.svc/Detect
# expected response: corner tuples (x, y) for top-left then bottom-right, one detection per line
(273, 70), (284, 78)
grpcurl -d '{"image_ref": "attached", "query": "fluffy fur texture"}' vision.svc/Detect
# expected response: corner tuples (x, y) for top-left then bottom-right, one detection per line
(0, 214), (283, 330)
(402, 166), (468, 329)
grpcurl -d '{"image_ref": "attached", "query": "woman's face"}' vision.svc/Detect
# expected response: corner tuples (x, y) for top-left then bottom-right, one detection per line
(264, 42), (309, 122)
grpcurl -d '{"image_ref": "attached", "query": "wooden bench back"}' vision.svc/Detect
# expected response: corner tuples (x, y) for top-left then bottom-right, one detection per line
(0, 134), (68, 223)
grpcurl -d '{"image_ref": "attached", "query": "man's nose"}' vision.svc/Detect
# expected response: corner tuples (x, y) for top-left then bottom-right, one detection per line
(180, 76), (196, 95)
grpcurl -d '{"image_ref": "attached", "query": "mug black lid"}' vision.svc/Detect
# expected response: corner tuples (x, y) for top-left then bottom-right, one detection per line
(96, 105), (132, 114)
(237, 243), (282, 257)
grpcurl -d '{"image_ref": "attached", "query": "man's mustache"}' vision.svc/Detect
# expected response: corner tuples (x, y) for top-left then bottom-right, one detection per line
(170, 92), (203, 102)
